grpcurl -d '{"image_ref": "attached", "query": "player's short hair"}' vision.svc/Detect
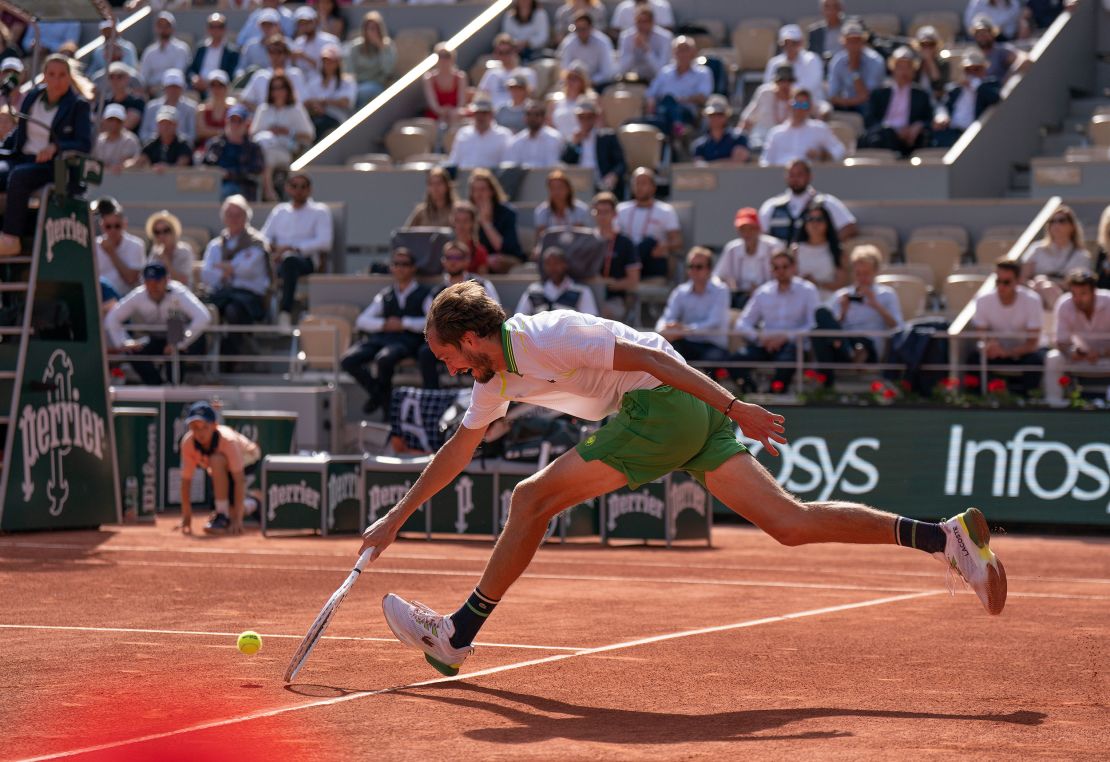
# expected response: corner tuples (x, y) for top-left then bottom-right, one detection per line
(994, 258), (1020, 278)
(427, 281), (506, 347)
(850, 245), (882, 271)
(1066, 269), (1097, 290)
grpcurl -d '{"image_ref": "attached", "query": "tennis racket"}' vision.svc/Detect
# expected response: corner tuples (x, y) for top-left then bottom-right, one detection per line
(283, 547), (374, 683)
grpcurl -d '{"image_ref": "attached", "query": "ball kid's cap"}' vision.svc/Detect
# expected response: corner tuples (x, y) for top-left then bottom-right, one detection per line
(184, 401), (218, 425)
(142, 262), (168, 280)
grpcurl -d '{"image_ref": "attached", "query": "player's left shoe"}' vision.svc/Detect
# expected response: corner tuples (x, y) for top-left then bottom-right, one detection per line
(934, 507), (1007, 615)
(381, 593), (473, 676)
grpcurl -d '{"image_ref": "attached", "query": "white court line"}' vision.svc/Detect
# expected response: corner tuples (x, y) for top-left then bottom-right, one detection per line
(0, 623), (582, 652)
(10, 590), (940, 762)
(3, 539), (1108, 585)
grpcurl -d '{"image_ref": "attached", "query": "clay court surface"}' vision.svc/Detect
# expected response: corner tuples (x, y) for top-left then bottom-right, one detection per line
(1, 521), (1107, 761)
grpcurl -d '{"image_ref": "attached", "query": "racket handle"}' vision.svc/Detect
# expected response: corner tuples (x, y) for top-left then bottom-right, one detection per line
(354, 546), (374, 572)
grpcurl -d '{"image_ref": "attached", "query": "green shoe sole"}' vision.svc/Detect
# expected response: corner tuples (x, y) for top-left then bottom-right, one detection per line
(425, 653), (460, 676)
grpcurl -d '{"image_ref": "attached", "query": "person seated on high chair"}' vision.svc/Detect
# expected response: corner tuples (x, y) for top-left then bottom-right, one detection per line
(178, 400), (261, 536)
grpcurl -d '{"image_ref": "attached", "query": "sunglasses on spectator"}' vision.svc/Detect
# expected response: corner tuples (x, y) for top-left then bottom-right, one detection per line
(791, 100), (811, 110)
(153, 227), (173, 235)
(1048, 216), (1072, 225)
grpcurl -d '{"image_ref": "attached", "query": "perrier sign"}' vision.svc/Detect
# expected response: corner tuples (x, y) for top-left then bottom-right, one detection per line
(0, 194), (119, 530)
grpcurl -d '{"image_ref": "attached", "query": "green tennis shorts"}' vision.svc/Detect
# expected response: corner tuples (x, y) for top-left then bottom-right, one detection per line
(576, 385), (748, 490)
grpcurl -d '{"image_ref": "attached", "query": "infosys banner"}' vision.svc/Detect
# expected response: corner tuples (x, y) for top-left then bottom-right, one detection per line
(741, 409), (1110, 525)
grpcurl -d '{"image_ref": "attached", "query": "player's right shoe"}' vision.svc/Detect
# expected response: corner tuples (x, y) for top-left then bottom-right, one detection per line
(934, 507), (1007, 615)
(204, 513), (230, 534)
(381, 593), (473, 677)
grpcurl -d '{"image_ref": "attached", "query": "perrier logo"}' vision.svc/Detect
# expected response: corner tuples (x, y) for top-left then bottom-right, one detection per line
(44, 212), (89, 262)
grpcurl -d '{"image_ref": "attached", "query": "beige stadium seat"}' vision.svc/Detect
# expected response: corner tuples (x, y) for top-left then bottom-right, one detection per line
(845, 236), (892, 263)
(298, 315), (352, 371)
(393, 28), (438, 76)
(441, 121), (468, 155)
(830, 110), (865, 137)
(829, 121), (858, 155)
(385, 126), (434, 163)
(345, 152), (392, 167)
(953, 262), (996, 276)
(875, 274), (929, 319)
(617, 124), (664, 171)
(1064, 146), (1110, 161)
(975, 236), (1016, 263)
(909, 224), (969, 252)
(309, 302), (361, 325)
(468, 54), (495, 86)
(911, 147), (949, 164)
(862, 13), (901, 37)
(393, 117), (438, 142)
(600, 88), (645, 129)
(1088, 115), (1110, 147)
(857, 224), (900, 255)
(179, 225), (210, 256)
(732, 19), (781, 72)
(404, 152), (447, 164)
(846, 149), (900, 163)
(943, 273), (989, 320)
(905, 238), (963, 290)
(909, 11), (960, 46)
(690, 19), (727, 48)
(528, 57), (561, 98)
(880, 262), (935, 285)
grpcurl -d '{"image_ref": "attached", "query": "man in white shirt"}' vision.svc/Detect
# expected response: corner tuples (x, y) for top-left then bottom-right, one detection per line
(1044, 271), (1110, 405)
(516, 246), (599, 316)
(616, 168), (682, 280)
(968, 259), (1046, 395)
(656, 246), (732, 368)
(92, 104), (142, 172)
(715, 207), (783, 308)
(139, 69), (198, 145)
(931, 52), (1002, 148)
(760, 87), (845, 167)
(763, 24), (826, 107)
(363, 281), (1007, 677)
(259, 173), (334, 326)
(139, 12), (192, 96)
(645, 36), (713, 138)
(477, 33), (539, 110)
(617, 6), (673, 82)
(447, 97), (513, 169)
(610, 0), (675, 32)
(94, 197), (147, 299)
(505, 101), (564, 168)
(557, 13), (616, 87)
(758, 159), (857, 242)
(106, 262), (211, 385)
(290, 6), (341, 74)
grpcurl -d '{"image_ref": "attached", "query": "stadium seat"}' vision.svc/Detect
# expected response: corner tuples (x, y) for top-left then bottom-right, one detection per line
(732, 18), (780, 72)
(1064, 145), (1110, 161)
(689, 19), (727, 49)
(298, 315), (352, 371)
(861, 13), (901, 37)
(1088, 115), (1110, 146)
(975, 236), (1017, 262)
(617, 123), (664, 171)
(393, 28), (438, 76)
(528, 57), (561, 97)
(875, 273), (929, 319)
(308, 302), (361, 326)
(880, 262), (935, 285)
(905, 238), (962, 290)
(910, 147), (949, 164)
(830, 110), (865, 137)
(385, 126), (435, 163)
(908, 11), (961, 45)
(943, 273), (989, 320)
(469, 55), (495, 86)
(180, 226), (210, 256)
(909, 224), (969, 252)
(345, 152), (393, 167)
(600, 88), (645, 129)
(829, 121), (858, 155)
(393, 117), (438, 143)
(845, 150), (900, 165)
(857, 224), (900, 255)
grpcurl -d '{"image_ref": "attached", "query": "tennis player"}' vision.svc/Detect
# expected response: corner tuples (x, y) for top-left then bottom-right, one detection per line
(359, 282), (1006, 676)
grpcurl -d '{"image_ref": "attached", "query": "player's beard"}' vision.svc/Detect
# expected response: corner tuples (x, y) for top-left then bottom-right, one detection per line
(462, 346), (496, 383)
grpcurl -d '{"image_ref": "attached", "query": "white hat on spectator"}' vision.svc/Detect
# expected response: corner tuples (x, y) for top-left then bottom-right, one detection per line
(915, 25), (940, 43)
(320, 43), (341, 60)
(258, 8), (281, 25)
(156, 106), (179, 123)
(157, 11), (176, 26)
(703, 95), (731, 115)
(294, 6), (318, 22)
(0, 57), (23, 73)
(208, 69), (230, 85)
(108, 61), (135, 78)
(162, 68), (185, 88)
(103, 103), (127, 122)
(778, 24), (804, 44)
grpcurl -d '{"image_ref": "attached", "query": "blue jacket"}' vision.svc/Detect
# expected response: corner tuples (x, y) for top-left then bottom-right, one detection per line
(187, 45), (241, 83)
(3, 86), (92, 157)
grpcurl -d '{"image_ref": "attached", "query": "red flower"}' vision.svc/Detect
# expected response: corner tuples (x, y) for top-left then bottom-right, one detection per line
(771, 380), (785, 393)
(714, 367), (729, 380)
(962, 374), (980, 389)
(870, 380), (885, 393)
(899, 379), (913, 392)
(941, 377), (960, 390)
(1058, 375), (1072, 387)
(803, 369), (817, 380)
(110, 367), (125, 379)
(815, 372), (828, 384)
(987, 378), (1007, 393)
(882, 388), (896, 399)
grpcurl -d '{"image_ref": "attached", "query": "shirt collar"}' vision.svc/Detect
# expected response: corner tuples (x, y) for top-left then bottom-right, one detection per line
(500, 323), (521, 375)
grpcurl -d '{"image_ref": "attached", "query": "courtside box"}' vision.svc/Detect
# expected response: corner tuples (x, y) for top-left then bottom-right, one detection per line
(365, 455), (431, 537)
(112, 407), (159, 522)
(601, 473), (712, 547)
(263, 454), (366, 535)
(496, 461), (599, 542)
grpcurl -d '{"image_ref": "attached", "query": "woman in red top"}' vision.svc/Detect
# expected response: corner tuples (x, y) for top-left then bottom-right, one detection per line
(422, 43), (467, 124)
(450, 200), (490, 273)
(195, 71), (235, 151)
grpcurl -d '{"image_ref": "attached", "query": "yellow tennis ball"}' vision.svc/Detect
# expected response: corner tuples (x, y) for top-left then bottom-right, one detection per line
(237, 631), (262, 655)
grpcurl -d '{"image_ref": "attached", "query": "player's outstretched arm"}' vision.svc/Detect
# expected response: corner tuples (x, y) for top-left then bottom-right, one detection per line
(358, 422), (488, 559)
(612, 338), (788, 456)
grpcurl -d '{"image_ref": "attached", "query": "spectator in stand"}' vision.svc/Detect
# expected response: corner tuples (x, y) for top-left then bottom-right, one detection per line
(201, 104), (266, 200)
(534, 169), (591, 243)
(860, 47), (934, 157)
(200, 194), (272, 361)
(291, 6), (340, 74)
(93, 197), (146, 298)
(496, 75), (531, 133)
(468, 168), (525, 273)
(1044, 271), (1110, 406)
(195, 70), (235, 149)
(561, 99), (626, 197)
(617, 6), (673, 84)
(304, 44), (356, 138)
(88, 20), (138, 81)
(765, 24), (826, 108)
(969, 15), (1025, 81)
(144, 209), (195, 286)
(478, 33), (539, 111)
(260, 173), (334, 326)
(0, 56), (25, 115)
(505, 99), (565, 168)
(316, 0), (348, 40)
(446, 97), (512, 169)
(656, 246), (732, 371)
(346, 10), (399, 107)
(826, 20), (885, 117)
(691, 95), (750, 164)
(741, 64), (798, 150)
(616, 167), (682, 280)
(240, 36), (308, 109)
(450, 201), (491, 273)
(557, 12), (616, 89)
(129, 106), (193, 171)
(139, 12), (192, 97)
(342, 247), (433, 418)
(965, 0), (1024, 41)
(760, 88), (845, 167)
(250, 72), (314, 201)
(238, 0), (296, 48)
(1095, 204), (1110, 289)
(808, 0), (845, 62)
(931, 51), (1001, 148)
(758, 159), (858, 242)
(812, 245), (903, 385)
(645, 36), (712, 139)
(139, 69), (197, 146)
(237, 9), (283, 76)
(792, 200), (848, 300)
(103, 62), (145, 132)
(422, 44), (466, 124)
(93, 103), (141, 173)
(554, 0), (606, 42)
(188, 13), (239, 96)
(503, 0), (551, 61)
(105, 262), (210, 386)
(732, 250), (819, 393)
(592, 191), (641, 320)
(967, 258), (1045, 395)
(516, 246), (599, 316)
(1020, 204), (1092, 309)
(547, 62), (596, 140)
(911, 26), (950, 104)
(610, 0), (674, 33)
(21, 20), (79, 56)
(405, 166), (457, 228)
(715, 207), (781, 309)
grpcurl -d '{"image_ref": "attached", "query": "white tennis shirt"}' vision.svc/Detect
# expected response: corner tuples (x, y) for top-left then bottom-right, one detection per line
(461, 311), (683, 430)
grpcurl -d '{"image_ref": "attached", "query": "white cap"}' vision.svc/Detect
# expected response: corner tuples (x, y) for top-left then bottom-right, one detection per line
(208, 69), (229, 84)
(156, 105), (178, 123)
(258, 8), (281, 25)
(162, 68), (185, 88)
(294, 6), (318, 22)
(103, 103), (126, 121)
(0, 57), (23, 73)
(157, 11), (176, 26)
(778, 24), (803, 44)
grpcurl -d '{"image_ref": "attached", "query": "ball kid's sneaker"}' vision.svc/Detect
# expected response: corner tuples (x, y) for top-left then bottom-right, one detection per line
(382, 593), (473, 676)
(935, 507), (1007, 615)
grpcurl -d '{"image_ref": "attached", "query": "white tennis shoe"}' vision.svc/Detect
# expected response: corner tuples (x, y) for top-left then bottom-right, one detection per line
(381, 593), (473, 676)
(935, 507), (1007, 615)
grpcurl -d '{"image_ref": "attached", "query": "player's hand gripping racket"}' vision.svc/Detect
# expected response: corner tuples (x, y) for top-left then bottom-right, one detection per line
(284, 547), (374, 683)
